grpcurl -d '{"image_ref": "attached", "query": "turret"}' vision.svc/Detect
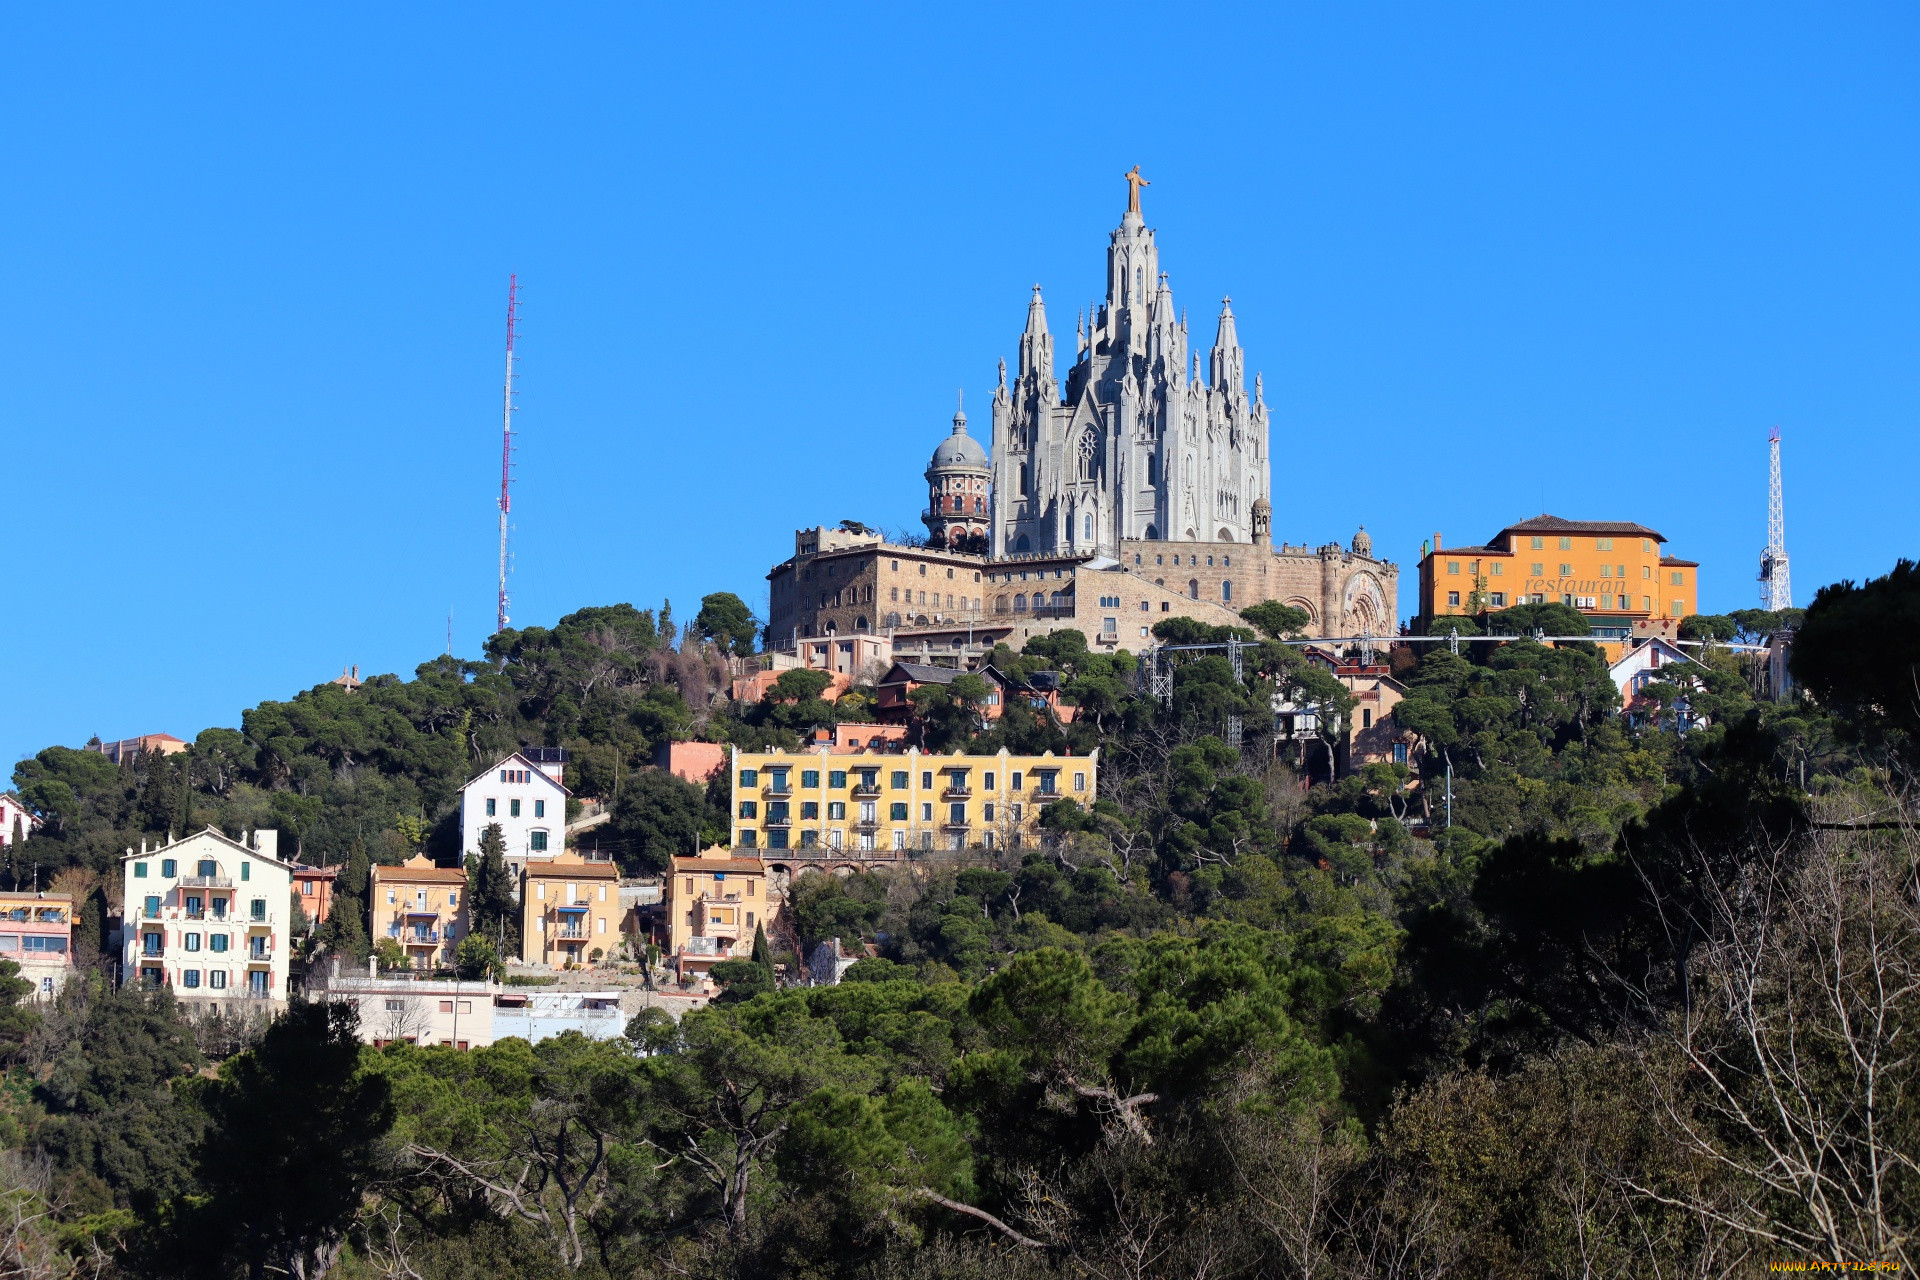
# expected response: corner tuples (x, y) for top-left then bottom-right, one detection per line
(924, 398), (991, 553)
(1017, 285), (1053, 385)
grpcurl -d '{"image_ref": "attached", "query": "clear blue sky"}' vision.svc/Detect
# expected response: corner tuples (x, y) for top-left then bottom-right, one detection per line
(4, 4), (1916, 767)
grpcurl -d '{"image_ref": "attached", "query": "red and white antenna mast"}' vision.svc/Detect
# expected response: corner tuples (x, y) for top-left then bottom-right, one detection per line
(497, 275), (519, 635)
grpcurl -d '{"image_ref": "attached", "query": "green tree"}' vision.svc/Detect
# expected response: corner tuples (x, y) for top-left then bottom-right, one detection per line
(372, 937), (407, 972)
(694, 591), (759, 657)
(466, 822), (520, 956)
(709, 958), (774, 1005)
(607, 768), (711, 874)
(164, 1001), (394, 1280)
(1791, 558), (1920, 755)
(1678, 613), (1738, 642)
(455, 932), (500, 980)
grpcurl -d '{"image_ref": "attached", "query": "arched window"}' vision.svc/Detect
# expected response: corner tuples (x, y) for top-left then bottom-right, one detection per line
(1078, 429), (1098, 480)
(1147, 455), (1157, 484)
(1144, 523), (1158, 539)
(825, 620), (838, 634)
(1083, 513), (1094, 540)
(1014, 534), (1030, 552)
(973, 497), (982, 513)
(1018, 464), (1029, 496)
(995, 594), (1008, 613)
(1220, 582), (1232, 604)
(885, 612), (901, 629)
(856, 616), (869, 632)
(1188, 579), (1200, 599)
(1014, 594), (1028, 612)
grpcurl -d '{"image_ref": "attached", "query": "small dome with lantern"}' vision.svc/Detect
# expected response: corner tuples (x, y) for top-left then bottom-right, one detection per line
(1352, 526), (1373, 557)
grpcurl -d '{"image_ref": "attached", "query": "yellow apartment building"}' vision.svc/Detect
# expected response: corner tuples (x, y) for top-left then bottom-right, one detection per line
(370, 855), (470, 971)
(729, 746), (1098, 853)
(666, 845), (770, 982)
(520, 850), (621, 968)
(1417, 514), (1699, 640)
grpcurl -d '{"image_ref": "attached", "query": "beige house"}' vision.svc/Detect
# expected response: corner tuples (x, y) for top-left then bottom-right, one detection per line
(667, 846), (769, 983)
(369, 855), (470, 970)
(519, 851), (621, 968)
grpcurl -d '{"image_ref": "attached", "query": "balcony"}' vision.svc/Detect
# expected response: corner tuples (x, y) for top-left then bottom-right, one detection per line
(941, 818), (972, 830)
(941, 785), (972, 799)
(850, 781), (881, 798)
(401, 931), (443, 945)
(762, 812), (791, 828)
(763, 778), (793, 797)
(181, 875), (232, 889)
(554, 927), (587, 940)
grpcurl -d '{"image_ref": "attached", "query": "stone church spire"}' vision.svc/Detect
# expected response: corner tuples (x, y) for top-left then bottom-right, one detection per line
(1018, 285), (1053, 384)
(1210, 296), (1245, 395)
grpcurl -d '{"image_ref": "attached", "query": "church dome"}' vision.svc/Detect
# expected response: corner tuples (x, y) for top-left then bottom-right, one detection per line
(1352, 526), (1373, 557)
(930, 409), (989, 470)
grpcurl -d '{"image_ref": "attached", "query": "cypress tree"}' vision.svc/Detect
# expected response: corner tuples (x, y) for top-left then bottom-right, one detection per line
(751, 922), (775, 977)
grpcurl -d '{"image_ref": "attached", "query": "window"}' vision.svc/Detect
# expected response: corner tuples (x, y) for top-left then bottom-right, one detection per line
(984, 773), (995, 789)
(1393, 742), (1409, 764)
(241, 863), (249, 882)
(891, 771), (909, 789)
(1446, 561), (1460, 575)
(510, 799), (521, 818)
(144, 895), (161, 919)
(1363, 709), (1373, 728)
(827, 801), (846, 820)
(739, 801), (757, 818)
(1011, 772), (1023, 790)
(1447, 591), (1460, 607)
(828, 770), (846, 788)
(921, 772), (933, 789)
(210, 971), (227, 989)
(739, 769), (758, 787)
(921, 803), (933, 821)
(1673, 599), (1686, 615)
(1104, 616), (1118, 635)
(530, 830), (549, 852)
(1488, 592), (1505, 606)
(1643, 566), (1652, 579)
(211, 935), (228, 953)
(185, 933), (201, 952)
(801, 801), (818, 819)
(23, 937), (64, 953)
(1559, 564), (1572, 576)
(1670, 571), (1684, 585)
(1597, 537), (1614, 550)
(1222, 582), (1232, 603)
(251, 899), (266, 921)
(485, 798), (496, 817)
(385, 999), (405, 1013)
(1642, 539), (1653, 552)
(439, 1000), (454, 1014)
(1600, 565), (1611, 578)
(198, 860), (216, 877)
(1490, 562), (1503, 576)
(134, 862), (147, 878)
(1559, 537), (1572, 550)
(983, 802), (996, 821)
(182, 970), (200, 989)
(449, 891), (459, 906)
(162, 859), (177, 877)
(1531, 562), (1544, 576)
(801, 769), (819, 788)
(1531, 536), (1544, 549)
(534, 799), (545, 818)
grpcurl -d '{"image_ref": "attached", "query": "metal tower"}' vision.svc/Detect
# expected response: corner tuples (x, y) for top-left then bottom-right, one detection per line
(1758, 427), (1792, 611)
(497, 276), (519, 635)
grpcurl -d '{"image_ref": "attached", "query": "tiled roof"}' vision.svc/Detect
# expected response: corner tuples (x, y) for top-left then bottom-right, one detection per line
(1496, 514), (1667, 541)
(670, 856), (766, 874)
(1659, 556), (1699, 567)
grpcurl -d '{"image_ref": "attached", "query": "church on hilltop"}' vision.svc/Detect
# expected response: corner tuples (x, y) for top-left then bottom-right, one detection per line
(989, 167), (1268, 557)
(768, 172), (1396, 661)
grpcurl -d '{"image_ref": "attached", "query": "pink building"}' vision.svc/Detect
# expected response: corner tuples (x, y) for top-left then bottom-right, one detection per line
(653, 742), (731, 785)
(0, 894), (74, 998)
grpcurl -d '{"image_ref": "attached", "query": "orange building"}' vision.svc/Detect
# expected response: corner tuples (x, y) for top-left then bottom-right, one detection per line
(292, 865), (337, 930)
(1417, 515), (1699, 640)
(666, 846), (769, 984)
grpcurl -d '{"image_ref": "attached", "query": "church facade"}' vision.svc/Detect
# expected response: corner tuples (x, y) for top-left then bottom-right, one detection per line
(773, 177), (1397, 651)
(989, 185), (1267, 558)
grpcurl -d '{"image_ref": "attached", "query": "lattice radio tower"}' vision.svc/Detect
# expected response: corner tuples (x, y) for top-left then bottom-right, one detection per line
(497, 275), (519, 635)
(1758, 426), (1792, 611)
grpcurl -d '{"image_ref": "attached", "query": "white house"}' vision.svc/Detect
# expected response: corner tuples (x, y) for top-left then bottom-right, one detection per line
(1610, 637), (1708, 729)
(122, 827), (293, 1004)
(0, 794), (39, 847)
(459, 749), (570, 882)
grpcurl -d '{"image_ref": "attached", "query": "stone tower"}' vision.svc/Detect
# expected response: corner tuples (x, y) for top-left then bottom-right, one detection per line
(990, 180), (1271, 557)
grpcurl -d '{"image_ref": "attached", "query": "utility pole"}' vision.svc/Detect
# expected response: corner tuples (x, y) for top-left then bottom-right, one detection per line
(1444, 763), (1453, 830)
(497, 275), (519, 636)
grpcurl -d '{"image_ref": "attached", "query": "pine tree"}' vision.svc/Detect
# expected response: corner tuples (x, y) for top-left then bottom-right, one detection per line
(178, 755), (194, 838)
(321, 837), (372, 964)
(471, 824), (520, 959)
(751, 922), (775, 977)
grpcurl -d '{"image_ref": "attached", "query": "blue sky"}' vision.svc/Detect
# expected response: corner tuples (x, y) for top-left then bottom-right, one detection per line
(4, 4), (1916, 766)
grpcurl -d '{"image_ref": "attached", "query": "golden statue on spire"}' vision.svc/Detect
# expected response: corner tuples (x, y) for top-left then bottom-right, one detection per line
(1123, 165), (1150, 215)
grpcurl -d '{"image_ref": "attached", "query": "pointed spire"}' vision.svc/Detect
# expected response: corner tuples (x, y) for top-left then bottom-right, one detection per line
(1210, 296), (1245, 395)
(954, 388), (966, 432)
(997, 357), (1006, 388)
(1018, 285), (1054, 382)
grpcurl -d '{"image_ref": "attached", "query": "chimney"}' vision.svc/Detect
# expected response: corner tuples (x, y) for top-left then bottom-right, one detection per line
(1433, 532), (1442, 551)
(253, 829), (280, 860)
